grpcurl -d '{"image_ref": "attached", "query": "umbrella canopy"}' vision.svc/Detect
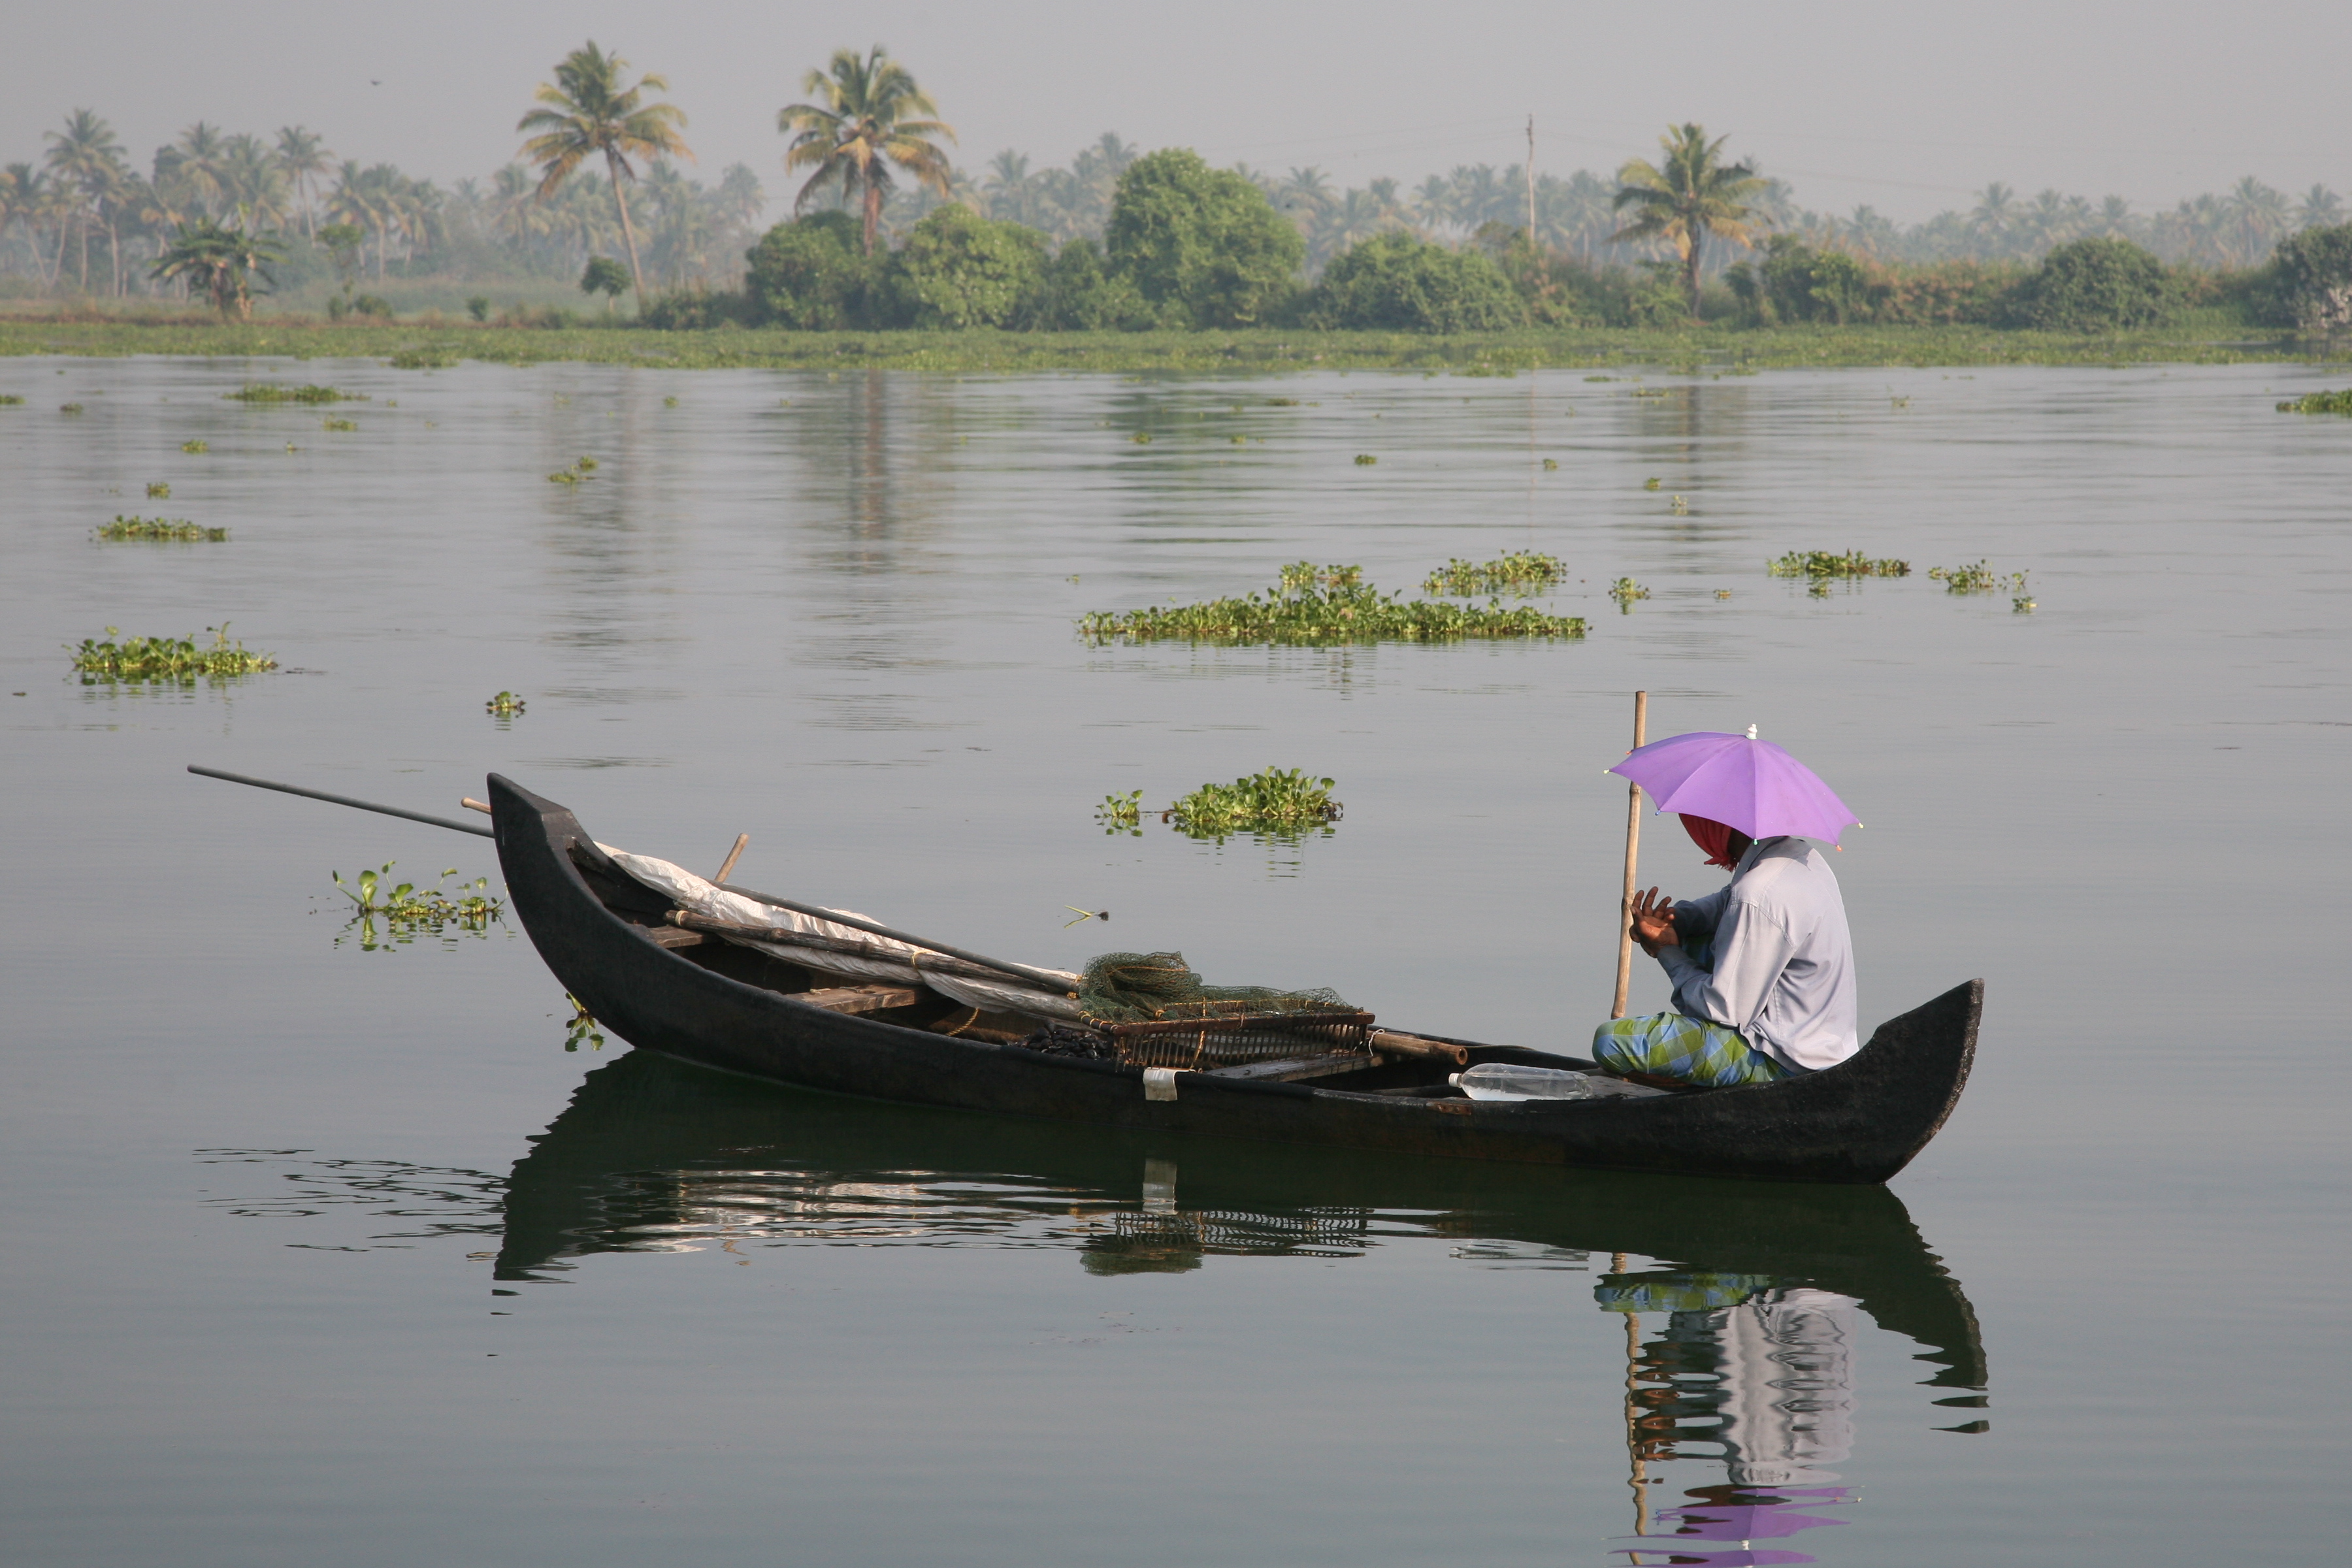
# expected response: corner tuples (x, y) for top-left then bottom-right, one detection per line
(1607, 730), (1859, 846)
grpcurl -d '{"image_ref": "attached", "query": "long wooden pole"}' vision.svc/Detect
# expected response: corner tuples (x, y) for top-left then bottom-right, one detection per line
(1610, 692), (1649, 1019)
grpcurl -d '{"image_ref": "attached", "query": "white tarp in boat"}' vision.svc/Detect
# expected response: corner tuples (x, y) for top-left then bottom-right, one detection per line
(600, 847), (1085, 1021)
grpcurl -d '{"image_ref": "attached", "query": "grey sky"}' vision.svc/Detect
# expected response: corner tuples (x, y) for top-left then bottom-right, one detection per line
(8, 0), (2345, 225)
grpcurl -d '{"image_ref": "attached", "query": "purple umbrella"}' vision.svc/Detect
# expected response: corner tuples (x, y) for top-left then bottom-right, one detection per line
(1607, 729), (1859, 846)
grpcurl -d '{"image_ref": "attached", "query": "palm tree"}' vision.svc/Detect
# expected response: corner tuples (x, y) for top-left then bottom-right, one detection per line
(2222, 176), (2292, 267)
(1610, 124), (1767, 318)
(151, 217), (284, 318)
(777, 44), (955, 255)
(2295, 184), (2344, 232)
(274, 127), (334, 238)
(42, 109), (127, 293)
(162, 123), (231, 216)
(518, 40), (692, 305)
(1970, 182), (2017, 250)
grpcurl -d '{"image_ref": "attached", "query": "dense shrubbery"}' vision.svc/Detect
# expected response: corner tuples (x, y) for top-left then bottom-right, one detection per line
(1303, 232), (1522, 331)
(2004, 238), (2177, 330)
(1103, 149), (1304, 327)
(2266, 223), (2352, 334)
(889, 206), (1047, 329)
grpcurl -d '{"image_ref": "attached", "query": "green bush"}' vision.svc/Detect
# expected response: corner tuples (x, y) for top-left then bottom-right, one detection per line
(1307, 232), (1523, 331)
(1104, 149), (1303, 327)
(2267, 223), (2352, 335)
(2008, 238), (2176, 331)
(580, 256), (630, 302)
(1015, 238), (1157, 331)
(638, 287), (759, 330)
(890, 206), (1047, 329)
(744, 211), (877, 329)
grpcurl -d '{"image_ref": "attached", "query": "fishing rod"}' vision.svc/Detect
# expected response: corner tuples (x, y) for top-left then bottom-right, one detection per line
(184, 764), (1077, 996)
(188, 765), (495, 838)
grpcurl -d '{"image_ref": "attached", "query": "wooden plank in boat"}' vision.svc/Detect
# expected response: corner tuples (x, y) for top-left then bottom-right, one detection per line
(1203, 1054), (1374, 1084)
(644, 926), (706, 949)
(796, 985), (922, 1015)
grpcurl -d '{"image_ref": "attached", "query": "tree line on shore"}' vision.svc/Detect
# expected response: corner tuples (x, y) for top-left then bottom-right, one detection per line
(7, 39), (2348, 336)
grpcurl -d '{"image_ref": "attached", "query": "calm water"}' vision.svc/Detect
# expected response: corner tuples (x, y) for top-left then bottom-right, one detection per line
(2, 355), (2347, 1566)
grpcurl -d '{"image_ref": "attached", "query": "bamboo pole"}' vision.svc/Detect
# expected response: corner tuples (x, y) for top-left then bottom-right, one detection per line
(715, 833), (750, 885)
(1611, 692), (1649, 1019)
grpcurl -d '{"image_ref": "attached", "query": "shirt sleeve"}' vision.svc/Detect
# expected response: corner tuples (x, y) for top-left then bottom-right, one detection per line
(1672, 884), (1735, 941)
(1656, 898), (1798, 1034)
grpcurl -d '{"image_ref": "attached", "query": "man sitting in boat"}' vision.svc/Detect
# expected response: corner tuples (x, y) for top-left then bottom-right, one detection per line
(1593, 814), (1857, 1088)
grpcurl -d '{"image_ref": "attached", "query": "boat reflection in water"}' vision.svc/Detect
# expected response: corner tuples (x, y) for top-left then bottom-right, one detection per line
(491, 1051), (1986, 1561)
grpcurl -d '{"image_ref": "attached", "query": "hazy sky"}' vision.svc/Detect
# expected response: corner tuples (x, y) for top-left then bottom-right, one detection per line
(10, 0), (2346, 225)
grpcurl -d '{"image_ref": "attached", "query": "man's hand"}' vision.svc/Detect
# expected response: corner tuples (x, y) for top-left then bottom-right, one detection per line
(1629, 886), (1680, 956)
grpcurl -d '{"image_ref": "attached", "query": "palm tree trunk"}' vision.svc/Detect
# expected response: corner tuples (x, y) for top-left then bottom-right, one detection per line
(108, 219), (121, 297)
(606, 154), (647, 309)
(862, 176), (882, 257)
(76, 214), (90, 293)
(1684, 230), (1704, 321)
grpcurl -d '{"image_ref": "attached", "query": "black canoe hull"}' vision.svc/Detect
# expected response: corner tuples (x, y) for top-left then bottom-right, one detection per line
(491, 774), (1978, 1185)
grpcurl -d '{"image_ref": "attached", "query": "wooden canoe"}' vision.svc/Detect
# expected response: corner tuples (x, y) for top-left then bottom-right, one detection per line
(489, 774), (1978, 1185)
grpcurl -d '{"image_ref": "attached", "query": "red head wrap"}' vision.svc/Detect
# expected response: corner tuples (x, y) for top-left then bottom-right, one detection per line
(1681, 815), (1740, 868)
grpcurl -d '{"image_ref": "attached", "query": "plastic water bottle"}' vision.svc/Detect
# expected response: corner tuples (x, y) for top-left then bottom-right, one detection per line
(1448, 1064), (1663, 1102)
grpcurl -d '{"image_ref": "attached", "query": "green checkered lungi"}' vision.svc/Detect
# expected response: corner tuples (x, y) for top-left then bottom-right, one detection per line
(1591, 1011), (1791, 1088)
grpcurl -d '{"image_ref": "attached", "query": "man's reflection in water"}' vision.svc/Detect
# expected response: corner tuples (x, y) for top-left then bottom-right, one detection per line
(1599, 1267), (1857, 1566)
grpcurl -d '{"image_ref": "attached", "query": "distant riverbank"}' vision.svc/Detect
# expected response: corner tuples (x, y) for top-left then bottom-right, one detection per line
(0, 315), (2333, 371)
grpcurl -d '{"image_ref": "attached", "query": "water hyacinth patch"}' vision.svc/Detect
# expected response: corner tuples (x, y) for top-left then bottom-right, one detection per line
(180, 439), (208, 453)
(1608, 578), (1650, 608)
(1769, 549), (1912, 579)
(0, 394), (24, 405)
(331, 863), (504, 951)
(227, 384), (362, 403)
(1423, 552), (1566, 596)
(144, 482), (170, 498)
(484, 691), (526, 715)
(321, 417), (358, 432)
(1083, 562), (1584, 645)
(1929, 560), (2027, 595)
(1096, 789), (1143, 836)
(69, 625), (276, 681)
(2277, 389), (2352, 414)
(95, 516), (227, 542)
(1166, 768), (1343, 840)
(59, 402), (84, 414)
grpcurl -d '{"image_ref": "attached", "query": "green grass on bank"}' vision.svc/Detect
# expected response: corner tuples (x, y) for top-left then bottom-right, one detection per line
(0, 316), (2332, 371)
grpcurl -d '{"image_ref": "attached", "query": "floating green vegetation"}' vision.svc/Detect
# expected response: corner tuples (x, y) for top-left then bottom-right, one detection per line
(69, 624), (276, 681)
(1265, 397), (1299, 406)
(331, 864), (504, 951)
(1096, 789), (1143, 835)
(1353, 453), (1377, 465)
(1769, 549), (1912, 579)
(2277, 388), (2352, 415)
(1608, 578), (1651, 607)
(95, 515), (227, 542)
(573, 455), (597, 470)
(1150, 768), (1343, 841)
(484, 690), (526, 715)
(387, 348), (457, 370)
(320, 417), (358, 432)
(60, 402), (84, 414)
(1423, 551), (1566, 596)
(1541, 457), (1559, 470)
(1667, 494), (1690, 514)
(563, 992), (606, 1051)
(1130, 431), (1152, 444)
(1929, 560), (2029, 595)
(1083, 562), (1584, 644)
(226, 383), (361, 403)
(144, 481), (169, 498)
(1642, 477), (1661, 491)
(180, 438), (208, 453)
(663, 395), (679, 407)
(546, 455), (596, 483)
(0, 393), (24, 405)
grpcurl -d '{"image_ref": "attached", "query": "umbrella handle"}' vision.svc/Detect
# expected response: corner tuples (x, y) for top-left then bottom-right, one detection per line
(1612, 692), (1648, 1019)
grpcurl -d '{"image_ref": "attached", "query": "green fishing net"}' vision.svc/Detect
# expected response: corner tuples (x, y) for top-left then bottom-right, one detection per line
(1076, 951), (1356, 1026)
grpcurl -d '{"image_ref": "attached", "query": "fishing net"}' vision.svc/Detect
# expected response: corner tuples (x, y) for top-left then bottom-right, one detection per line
(1077, 951), (1355, 1024)
(1021, 952), (1372, 1070)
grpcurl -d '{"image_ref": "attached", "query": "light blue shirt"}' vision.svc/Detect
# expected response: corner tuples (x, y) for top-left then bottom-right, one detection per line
(1658, 838), (1859, 1073)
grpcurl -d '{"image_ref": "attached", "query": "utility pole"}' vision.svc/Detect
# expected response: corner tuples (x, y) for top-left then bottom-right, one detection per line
(1526, 114), (1537, 244)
